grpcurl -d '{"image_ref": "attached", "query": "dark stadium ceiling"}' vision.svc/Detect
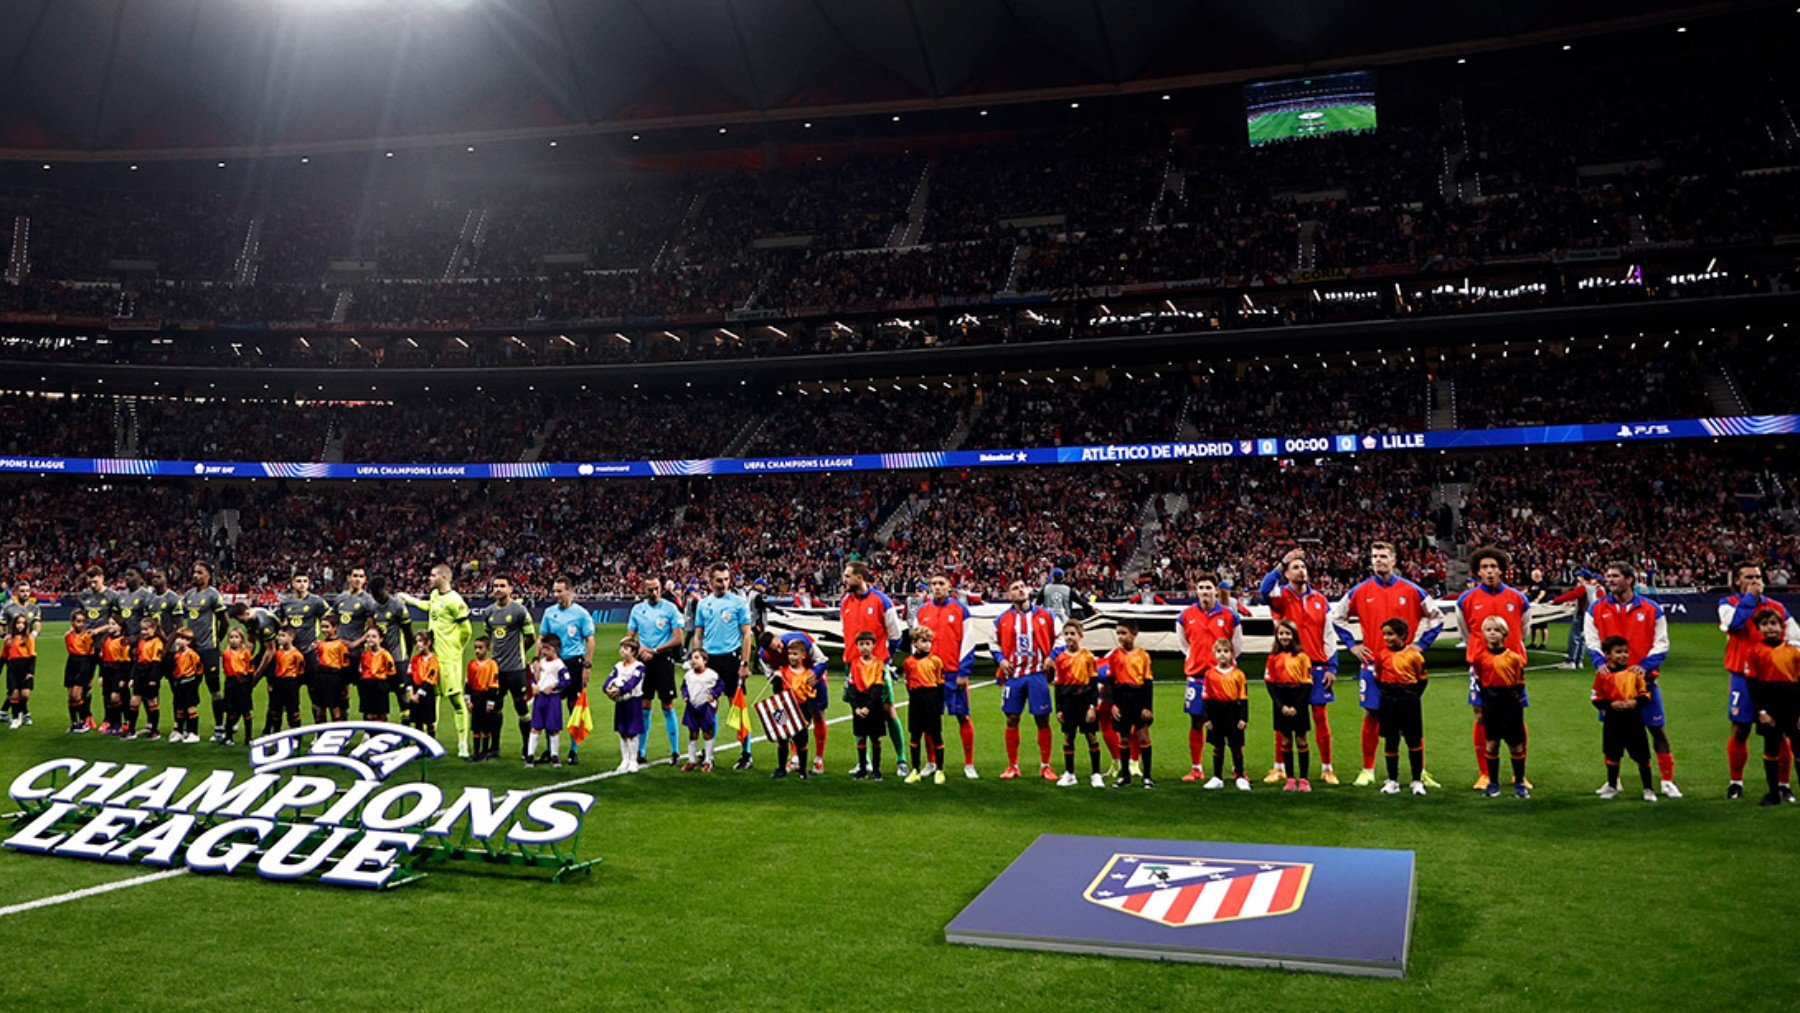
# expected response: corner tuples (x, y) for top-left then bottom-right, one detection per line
(0, 0), (1768, 159)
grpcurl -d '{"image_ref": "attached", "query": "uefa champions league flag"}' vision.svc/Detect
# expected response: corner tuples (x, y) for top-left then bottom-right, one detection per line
(754, 691), (807, 743)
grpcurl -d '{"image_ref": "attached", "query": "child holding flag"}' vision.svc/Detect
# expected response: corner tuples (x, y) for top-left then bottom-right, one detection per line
(773, 639), (818, 780)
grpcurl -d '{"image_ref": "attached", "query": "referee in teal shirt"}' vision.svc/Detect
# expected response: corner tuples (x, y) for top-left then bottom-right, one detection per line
(692, 562), (754, 769)
(539, 576), (596, 765)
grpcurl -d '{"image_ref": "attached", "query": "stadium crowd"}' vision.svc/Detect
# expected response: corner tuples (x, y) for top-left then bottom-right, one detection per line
(4, 441), (1795, 602)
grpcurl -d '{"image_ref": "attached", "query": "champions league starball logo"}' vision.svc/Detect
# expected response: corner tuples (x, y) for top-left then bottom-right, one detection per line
(5, 723), (597, 889)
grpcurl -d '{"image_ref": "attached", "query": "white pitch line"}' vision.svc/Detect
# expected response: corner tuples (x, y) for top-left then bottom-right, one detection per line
(522, 678), (997, 797)
(0, 867), (190, 919)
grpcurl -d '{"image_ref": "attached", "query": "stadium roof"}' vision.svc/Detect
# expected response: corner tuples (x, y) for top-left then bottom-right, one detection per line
(0, 0), (1763, 160)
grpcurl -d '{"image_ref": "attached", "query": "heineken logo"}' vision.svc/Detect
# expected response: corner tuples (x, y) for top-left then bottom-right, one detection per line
(5, 723), (598, 890)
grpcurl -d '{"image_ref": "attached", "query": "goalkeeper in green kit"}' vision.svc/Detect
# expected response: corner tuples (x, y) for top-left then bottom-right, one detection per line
(401, 563), (474, 758)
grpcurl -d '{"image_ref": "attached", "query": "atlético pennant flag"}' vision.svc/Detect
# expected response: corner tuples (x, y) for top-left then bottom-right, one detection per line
(1083, 853), (1310, 927)
(754, 690), (806, 743)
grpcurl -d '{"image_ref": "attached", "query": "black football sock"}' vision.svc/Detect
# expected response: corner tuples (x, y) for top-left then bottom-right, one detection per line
(1409, 746), (1423, 782)
(1297, 745), (1310, 781)
(1063, 744), (1076, 774)
(1139, 745), (1152, 780)
(1511, 755), (1526, 784)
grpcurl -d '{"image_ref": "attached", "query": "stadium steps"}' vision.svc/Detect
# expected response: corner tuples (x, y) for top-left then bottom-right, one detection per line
(1434, 482), (1469, 581)
(658, 188), (711, 269)
(233, 215), (262, 287)
(4, 214), (27, 283)
(873, 492), (928, 546)
(116, 398), (137, 457)
(1119, 491), (1184, 583)
(320, 416), (345, 463)
(890, 163), (935, 248)
(1428, 379), (1457, 429)
(720, 411), (773, 457)
(1704, 366), (1749, 415)
(442, 208), (485, 281)
(520, 412), (562, 463)
(1001, 243), (1032, 293)
(1175, 391), (1201, 440)
(328, 289), (353, 324)
(941, 394), (987, 451)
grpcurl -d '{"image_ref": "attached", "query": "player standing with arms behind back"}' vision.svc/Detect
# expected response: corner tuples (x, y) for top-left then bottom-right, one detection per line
(914, 574), (980, 778)
(1457, 547), (1533, 792)
(1583, 562), (1680, 797)
(991, 578), (1059, 781)
(1330, 542), (1444, 788)
(1178, 575), (1242, 783)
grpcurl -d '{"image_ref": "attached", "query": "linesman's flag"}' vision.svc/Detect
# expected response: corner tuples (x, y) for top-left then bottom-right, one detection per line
(754, 690), (807, 743)
(725, 685), (751, 743)
(567, 690), (594, 745)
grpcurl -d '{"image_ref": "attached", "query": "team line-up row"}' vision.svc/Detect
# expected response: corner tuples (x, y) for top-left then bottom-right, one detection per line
(4, 548), (1799, 806)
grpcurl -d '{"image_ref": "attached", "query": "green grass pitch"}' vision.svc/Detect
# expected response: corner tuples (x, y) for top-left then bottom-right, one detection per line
(1, 622), (1794, 1009)
(1247, 104), (1378, 145)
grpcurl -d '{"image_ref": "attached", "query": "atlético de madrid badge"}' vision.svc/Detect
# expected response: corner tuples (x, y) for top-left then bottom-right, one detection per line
(1083, 853), (1311, 927)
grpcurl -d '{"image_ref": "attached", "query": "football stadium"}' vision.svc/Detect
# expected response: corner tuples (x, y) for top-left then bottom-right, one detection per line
(2, 0), (1799, 1006)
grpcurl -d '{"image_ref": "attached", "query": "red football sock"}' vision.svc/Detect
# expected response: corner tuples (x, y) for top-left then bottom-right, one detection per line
(959, 720), (975, 765)
(1036, 726), (1052, 765)
(1273, 732), (1287, 769)
(1004, 726), (1020, 766)
(813, 715), (828, 761)
(1782, 740), (1794, 784)
(1129, 739), (1141, 762)
(1189, 728), (1206, 767)
(1473, 721), (1489, 778)
(1312, 705), (1333, 766)
(1727, 735), (1748, 780)
(1102, 723), (1122, 761)
(1360, 712), (1380, 769)
(1656, 751), (1674, 783)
